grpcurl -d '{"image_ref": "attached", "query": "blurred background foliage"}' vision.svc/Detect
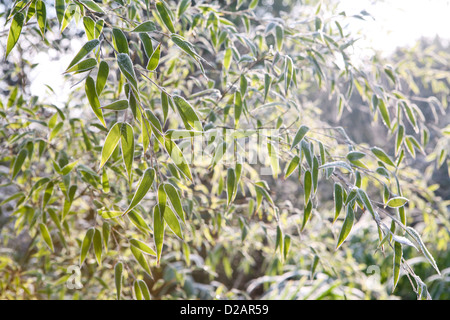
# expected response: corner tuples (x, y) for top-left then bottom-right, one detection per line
(0, 0), (448, 300)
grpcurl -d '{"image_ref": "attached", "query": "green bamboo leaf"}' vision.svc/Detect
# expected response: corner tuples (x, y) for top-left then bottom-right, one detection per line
(102, 100), (128, 111)
(130, 245), (152, 276)
(80, 227), (95, 266)
(139, 33), (154, 58)
(312, 156), (319, 193)
(396, 125), (404, 155)
(356, 188), (378, 221)
(227, 168), (236, 206)
(60, 160), (78, 175)
(161, 91), (169, 124)
(371, 147), (395, 167)
(130, 239), (156, 256)
(301, 200), (313, 231)
(234, 91), (243, 126)
(83, 16), (95, 40)
(336, 205), (355, 249)
(291, 125), (309, 150)
(240, 75), (248, 97)
(164, 183), (185, 223)
(5, 13), (25, 60)
(386, 197), (409, 208)
(378, 99), (391, 129)
(96, 60), (109, 95)
(80, 0), (105, 13)
(112, 28), (129, 54)
(120, 123), (134, 180)
(163, 207), (183, 239)
(114, 262), (123, 300)
(100, 123), (121, 168)
(267, 141), (279, 179)
(172, 95), (202, 131)
(393, 241), (402, 292)
(55, 0), (65, 29)
(65, 58), (97, 73)
(223, 47), (232, 70)
(134, 280), (142, 300)
(406, 227), (440, 275)
(138, 280), (151, 300)
(164, 138), (193, 181)
(94, 19), (104, 38)
(117, 53), (138, 91)
(264, 73), (271, 102)
(275, 225), (283, 254)
(131, 21), (156, 32)
(124, 168), (156, 214)
(128, 210), (151, 234)
(275, 24), (284, 51)
(102, 222), (110, 252)
(333, 183), (343, 222)
(12, 149), (27, 179)
(42, 181), (54, 209)
(39, 223), (54, 252)
(284, 155), (299, 179)
(66, 39), (100, 71)
(346, 151), (366, 161)
(283, 234), (291, 260)
(303, 170), (312, 203)
(93, 228), (102, 266)
(85, 76), (106, 127)
(285, 55), (293, 94)
(178, 0), (191, 18)
(153, 206), (165, 264)
(36, 1), (47, 38)
(146, 43), (161, 71)
(156, 1), (175, 33)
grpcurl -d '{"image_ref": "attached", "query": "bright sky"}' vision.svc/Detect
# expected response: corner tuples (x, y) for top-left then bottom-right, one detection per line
(337, 0), (450, 55)
(28, 0), (450, 102)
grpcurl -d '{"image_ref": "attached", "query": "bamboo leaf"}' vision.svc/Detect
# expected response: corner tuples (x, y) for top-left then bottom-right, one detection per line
(164, 183), (185, 223)
(291, 125), (309, 150)
(156, 1), (175, 33)
(66, 39), (100, 71)
(85, 76), (106, 127)
(336, 205), (355, 249)
(12, 149), (27, 179)
(163, 207), (183, 239)
(80, 228), (95, 266)
(131, 21), (156, 33)
(153, 206), (165, 264)
(124, 168), (156, 214)
(386, 197), (409, 208)
(96, 60), (109, 95)
(130, 239), (156, 256)
(102, 100), (128, 111)
(114, 262), (123, 300)
(172, 95), (202, 131)
(393, 241), (402, 292)
(146, 43), (161, 71)
(5, 13), (25, 60)
(130, 245), (152, 276)
(227, 168), (236, 206)
(80, 0), (105, 13)
(39, 223), (54, 252)
(93, 228), (102, 266)
(333, 183), (343, 222)
(36, 1), (47, 37)
(117, 53), (138, 91)
(371, 147), (395, 167)
(65, 58), (97, 73)
(100, 123), (121, 168)
(120, 123), (135, 180)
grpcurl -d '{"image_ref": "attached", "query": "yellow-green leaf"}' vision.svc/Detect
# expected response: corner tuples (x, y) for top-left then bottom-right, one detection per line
(5, 13), (25, 60)
(124, 168), (156, 214)
(39, 223), (54, 252)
